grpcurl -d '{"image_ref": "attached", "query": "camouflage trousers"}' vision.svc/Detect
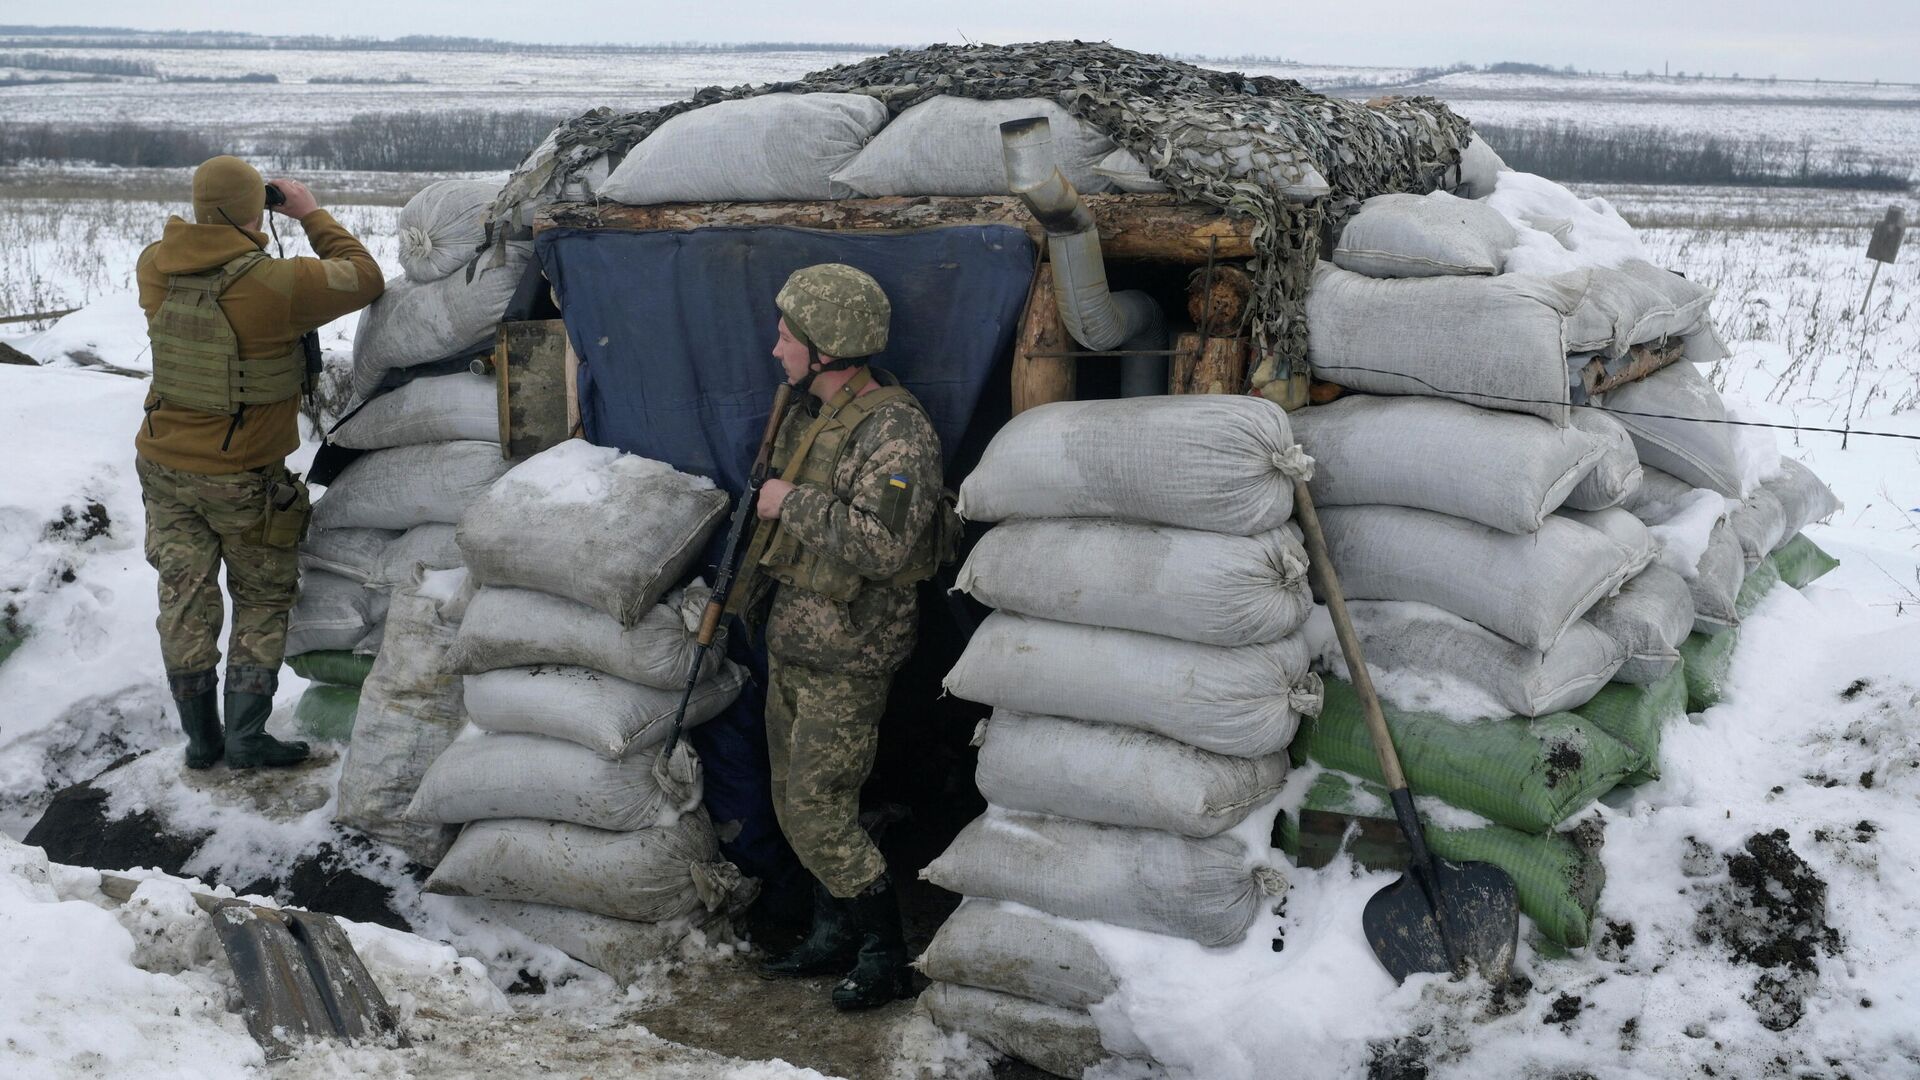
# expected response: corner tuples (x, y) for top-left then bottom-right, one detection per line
(136, 456), (303, 680)
(764, 654), (893, 898)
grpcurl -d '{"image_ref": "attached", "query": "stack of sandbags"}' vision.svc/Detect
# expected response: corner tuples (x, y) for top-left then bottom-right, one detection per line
(923, 397), (1312, 1075)
(406, 440), (755, 980)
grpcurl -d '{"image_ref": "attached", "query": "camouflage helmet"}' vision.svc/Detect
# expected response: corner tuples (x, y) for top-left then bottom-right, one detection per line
(776, 263), (890, 360)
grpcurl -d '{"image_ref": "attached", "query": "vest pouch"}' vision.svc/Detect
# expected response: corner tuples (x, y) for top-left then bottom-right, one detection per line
(758, 522), (866, 603)
(249, 475), (312, 548)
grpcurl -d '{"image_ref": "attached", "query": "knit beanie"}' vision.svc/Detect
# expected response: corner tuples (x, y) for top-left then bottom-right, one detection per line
(192, 155), (266, 226)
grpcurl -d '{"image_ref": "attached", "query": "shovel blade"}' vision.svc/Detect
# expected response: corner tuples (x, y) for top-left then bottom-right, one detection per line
(208, 900), (401, 1059)
(1363, 858), (1519, 983)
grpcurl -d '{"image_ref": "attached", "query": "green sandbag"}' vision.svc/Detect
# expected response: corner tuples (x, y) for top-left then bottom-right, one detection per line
(1771, 534), (1839, 589)
(288, 649), (376, 688)
(294, 683), (361, 741)
(0, 628), (23, 667)
(1735, 557), (1780, 619)
(1573, 666), (1687, 785)
(1277, 771), (1605, 949)
(1678, 630), (1739, 711)
(1290, 679), (1645, 834)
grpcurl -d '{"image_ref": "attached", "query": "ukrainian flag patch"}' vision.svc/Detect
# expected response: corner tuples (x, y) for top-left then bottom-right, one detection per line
(888, 474), (910, 490)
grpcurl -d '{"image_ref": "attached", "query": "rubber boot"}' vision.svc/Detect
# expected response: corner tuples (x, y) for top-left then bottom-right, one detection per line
(759, 877), (857, 978)
(169, 669), (222, 770)
(831, 873), (914, 1011)
(223, 664), (308, 769)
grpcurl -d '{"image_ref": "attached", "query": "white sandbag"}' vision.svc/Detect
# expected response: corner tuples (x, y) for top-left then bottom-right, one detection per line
(286, 570), (384, 656)
(299, 527), (399, 585)
(1316, 506), (1638, 650)
(406, 733), (696, 832)
(1596, 362), (1740, 496)
(451, 898), (715, 983)
(957, 396), (1306, 534)
(334, 568), (472, 864)
(1305, 261), (1582, 424)
(447, 584), (720, 688)
(1584, 566), (1695, 684)
(1690, 521), (1746, 634)
(922, 810), (1282, 946)
(922, 983), (1140, 1080)
(456, 441), (728, 627)
(1563, 409), (1643, 511)
(943, 612), (1320, 758)
(918, 899), (1118, 1009)
(350, 241), (531, 399)
(1565, 260), (1716, 359)
(1090, 147), (1167, 193)
(976, 711), (1287, 837)
(396, 179), (497, 283)
(368, 523), (463, 588)
(1622, 464), (1698, 525)
(424, 814), (741, 924)
(1332, 190), (1517, 278)
(599, 93), (888, 203)
(1292, 395), (1605, 533)
(1762, 457), (1840, 538)
(1554, 506), (1657, 576)
(830, 96), (1117, 197)
(312, 442), (510, 532)
(329, 372), (498, 450)
(463, 662), (747, 760)
(1452, 134), (1507, 199)
(1345, 601), (1624, 717)
(954, 519), (1311, 646)
(1726, 487), (1788, 569)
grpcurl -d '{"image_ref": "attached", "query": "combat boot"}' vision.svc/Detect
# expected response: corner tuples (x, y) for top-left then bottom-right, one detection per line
(759, 877), (857, 978)
(169, 669), (222, 770)
(223, 664), (308, 769)
(831, 872), (914, 1011)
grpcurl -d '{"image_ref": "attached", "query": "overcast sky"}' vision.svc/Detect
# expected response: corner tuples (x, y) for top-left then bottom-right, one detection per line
(11, 1), (1920, 83)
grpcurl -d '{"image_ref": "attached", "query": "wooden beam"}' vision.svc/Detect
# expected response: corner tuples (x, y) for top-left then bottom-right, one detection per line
(494, 320), (574, 461)
(535, 195), (1257, 262)
(1169, 332), (1249, 396)
(1011, 264), (1074, 415)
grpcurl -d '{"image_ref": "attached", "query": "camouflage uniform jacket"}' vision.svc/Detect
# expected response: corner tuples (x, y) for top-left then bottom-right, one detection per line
(762, 375), (943, 677)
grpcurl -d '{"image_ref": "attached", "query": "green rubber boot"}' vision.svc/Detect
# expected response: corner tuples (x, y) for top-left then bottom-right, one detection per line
(831, 873), (914, 1011)
(759, 877), (858, 978)
(223, 664), (308, 769)
(170, 669), (222, 770)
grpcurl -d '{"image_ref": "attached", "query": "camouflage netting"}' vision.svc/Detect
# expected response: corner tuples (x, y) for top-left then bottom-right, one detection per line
(494, 40), (1476, 376)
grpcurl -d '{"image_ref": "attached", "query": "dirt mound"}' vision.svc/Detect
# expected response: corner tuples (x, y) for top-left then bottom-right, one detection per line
(1692, 829), (1842, 1030)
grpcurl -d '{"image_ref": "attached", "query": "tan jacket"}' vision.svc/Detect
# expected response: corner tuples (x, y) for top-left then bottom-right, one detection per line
(135, 211), (384, 474)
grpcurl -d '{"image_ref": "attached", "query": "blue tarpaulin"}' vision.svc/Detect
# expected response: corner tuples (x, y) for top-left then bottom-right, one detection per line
(536, 224), (1034, 880)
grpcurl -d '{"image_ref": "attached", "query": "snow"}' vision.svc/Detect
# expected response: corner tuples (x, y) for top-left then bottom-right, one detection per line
(1649, 488), (1729, 579)
(1488, 169), (1649, 274)
(14, 290), (154, 373)
(493, 438), (694, 505)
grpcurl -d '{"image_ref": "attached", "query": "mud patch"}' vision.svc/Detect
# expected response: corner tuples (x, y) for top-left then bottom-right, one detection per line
(1692, 830), (1842, 1031)
(1542, 993), (1585, 1027)
(1366, 1035), (1430, 1080)
(1543, 741), (1584, 788)
(43, 500), (111, 542)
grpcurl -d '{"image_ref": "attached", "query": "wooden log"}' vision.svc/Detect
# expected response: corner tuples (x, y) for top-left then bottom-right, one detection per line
(1169, 334), (1249, 396)
(1011, 264), (1074, 415)
(1169, 331), (1202, 395)
(1186, 264), (1253, 337)
(535, 195), (1257, 262)
(1583, 338), (1687, 398)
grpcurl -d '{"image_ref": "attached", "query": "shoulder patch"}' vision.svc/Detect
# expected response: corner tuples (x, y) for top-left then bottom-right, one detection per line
(321, 259), (362, 293)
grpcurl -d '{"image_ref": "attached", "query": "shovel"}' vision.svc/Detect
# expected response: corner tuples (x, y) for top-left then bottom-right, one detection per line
(1291, 479), (1519, 983)
(98, 871), (403, 1060)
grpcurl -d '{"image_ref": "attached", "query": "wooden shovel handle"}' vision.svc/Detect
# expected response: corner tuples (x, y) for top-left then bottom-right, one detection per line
(1292, 479), (1409, 793)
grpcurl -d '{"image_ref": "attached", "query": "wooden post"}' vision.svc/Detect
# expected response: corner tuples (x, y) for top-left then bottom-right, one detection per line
(494, 319), (574, 460)
(1168, 332), (1249, 396)
(1011, 264), (1075, 414)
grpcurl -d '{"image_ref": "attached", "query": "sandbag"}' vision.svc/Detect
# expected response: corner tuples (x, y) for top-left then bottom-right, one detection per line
(396, 179), (496, 283)
(1573, 666), (1687, 784)
(1690, 521), (1746, 635)
(1763, 458), (1840, 536)
(943, 612), (1320, 758)
(831, 96), (1118, 197)
(1596, 362), (1740, 496)
(1554, 506), (1656, 576)
(922, 811), (1283, 946)
(954, 519), (1311, 646)
(1771, 533), (1839, 589)
(351, 241), (532, 398)
(1584, 565), (1695, 684)
(1291, 395), (1606, 533)
(1277, 771), (1604, 949)
(292, 683), (359, 742)
(286, 570), (385, 656)
(312, 442), (510, 532)
(975, 711), (1287, 837)
(407, 733), (696, 832)
(369, 523), (463, 588)
(1332, 190), (1517, 278)
(922, 983), (1138, 1080)
(1563, 409), (1642, 511)
(1679, 629), (1740, 711)
(1727, 487), (1788, 569)
(956, 396), (1305, 535)
(1736, 556), (1780, 619)
(451, 898), (715, 982)
(1316, 506), (1638, 650)
(424, 813), (741, 924)
(334, 568), (472, 865)
(463, 662), (747, 760)
(1293, 679), (1646, 833)
(447, 584), (720, 688)
(1306, 261), (1583, 424)
(600, 93), (888, 203)
(1344, 601), (1624, 718)
(299, 526), (399, 584)
(287, 649), (376, 688)
(329, 372), (498, 450)
(917, 899), (1118, 1009)
(1090, 147), (1167, 193)
(456, 441), (728, 627)
(1452, 134), (1507, 199)
(1565, 260), (1716, 359)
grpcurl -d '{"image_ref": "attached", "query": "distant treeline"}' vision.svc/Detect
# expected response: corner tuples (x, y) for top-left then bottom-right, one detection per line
(308, 74), (427, 85)
(0, 122), (220, 168)
(1477, 122), (1912, 191)
(0, 50), (155, 75)
(162, 72), (278, 83)
(0, 27), (901, 54)
(295, 110), (563, 171)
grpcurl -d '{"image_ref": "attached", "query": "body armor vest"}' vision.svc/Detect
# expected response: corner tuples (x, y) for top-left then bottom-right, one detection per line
(148, 250), (304, 415)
